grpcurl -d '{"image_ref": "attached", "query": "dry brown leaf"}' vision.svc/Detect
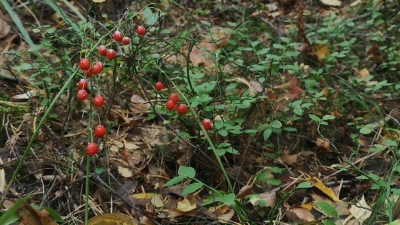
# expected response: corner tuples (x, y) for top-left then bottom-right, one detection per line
(176, 196), (197, 212)
(0, 11), (10, 38)
(280, 153), (299, 166)
(217, 209), (235, 223)
(87, 213), (135, 225)
(91, 0), (106, 2)
(250, 190), (277, 208)
(129, 151), (142, 166)
(316, 137), (330, 148)
(286, 207), (315, 222)
(236, 185), (253, 199)
(118, 166), (133, 178)
(17, 203), (58, 225)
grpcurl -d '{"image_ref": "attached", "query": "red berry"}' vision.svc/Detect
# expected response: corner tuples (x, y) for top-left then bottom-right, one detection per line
(176, 104), (188, 115)
(79, 58), (90, 70)
(98, 45), (107, 55)
(136, 26), (146, 35)
(86, 143), (98, 156)
(166, 100), (175, 111)
(97, 61), (104, 69)
(91, 63), (103, 75)
(93, 95), (104, 107)
(202, 119), (213, 131)
(84, 70), (92, 77)
(168, 93), (179, 105)
(94, 125), (106, 138)
(77, 89), (88, 101)
(113, 31), (123, 42)
(106, 49), (116, 60)
(122, 37), (130, 45)
(77, 79), (88, 89)
(155, 82), (163, 91)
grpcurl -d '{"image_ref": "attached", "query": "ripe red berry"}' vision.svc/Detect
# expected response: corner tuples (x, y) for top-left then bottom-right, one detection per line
(106, 49), (116, 60)
(77, 89), (88, 100)
(168, 93), (179, 105)
(77, 79), (88, 89)
(113, 31), (123, 42)
(136, 26), (146, 35)
(86, 143), (98, 156)
(122, 37), (130, 45)
(91, 63), (103, 75)
(79, 58), (90, 70)
(176, 104), (188, 115)
(97, 61), (104, 69)
(202, 119), (213, 131)
(155, 82), (163, 91)
(94, 125), (106, 138)
(166, 100), (175, 111)
(93, 95), (104, 107)
(84, 70), (92, 77)
(98, 45), (107, 55)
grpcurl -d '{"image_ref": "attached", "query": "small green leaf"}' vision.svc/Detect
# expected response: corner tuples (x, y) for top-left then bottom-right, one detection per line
(178, 166), (196, 178)
(143, 8), (153, 19)
(322, 219), (336, 225)
(316, 201), (338, 218)
(218, 129), (228, 137)
(164, 176), (185, 187)
(182, 182), (203, 195)
(271, 120), (282, 129)
(263, 128), (272, 141)
(360, 127), (372, 134)
(309, 114), (322, 122)
(221, 193), (235, 205)
(297, 182), (311, 189)
(267, 178), (281, 185)
(322, 115), (335, 121)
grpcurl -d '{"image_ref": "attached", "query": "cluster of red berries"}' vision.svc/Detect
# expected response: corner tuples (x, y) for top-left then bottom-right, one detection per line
(164, 93), (188, 115)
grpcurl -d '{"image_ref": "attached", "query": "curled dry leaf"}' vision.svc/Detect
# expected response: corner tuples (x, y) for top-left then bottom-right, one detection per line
(285, 207), (315, 223)
(176, 196), (197, 212)
(130, 193), (164, 208)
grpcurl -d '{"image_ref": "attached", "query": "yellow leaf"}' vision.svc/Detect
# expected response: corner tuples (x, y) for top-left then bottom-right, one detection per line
(313, 44), (329, 60)
(130, 193), (164, 208)
(307, 177), (341, 202)
(88, 213), (136, 225)
(300, 203), (313, 210)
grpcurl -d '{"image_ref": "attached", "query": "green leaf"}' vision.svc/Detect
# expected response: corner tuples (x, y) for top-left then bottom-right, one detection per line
(164, 176), (185, 187)
(143, 8), (153, 19)
(309, 114), (322, 122)
(267, 178), (281, 185)
(294, 107), (303, 116)
(178, 166), (196, 178)
(297, 182), (311, 189)
(271, 120), (282, 129)
(316, 201), (338, 218)
(322, 219), (336, 225)
(218, 129), (228, 137)
(273, 43), (285, 49)
(322, 115), (335, 121)
(263, 128), (272, 141)
(220, 193), (235, 205)
(360, 127), (372, 134)
(182, 182), (203, 195)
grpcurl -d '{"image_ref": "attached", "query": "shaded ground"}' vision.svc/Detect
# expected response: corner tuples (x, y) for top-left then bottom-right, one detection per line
(1, 0), (400, 224)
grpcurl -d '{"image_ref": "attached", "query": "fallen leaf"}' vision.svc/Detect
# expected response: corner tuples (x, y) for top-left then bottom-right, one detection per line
(88, 213), (135, 225)
(286, 207), (315, 222)
(320, 0), (342, 6)
(118, 166), (133, 178)
(313, 44), (329, 60)
(17, 203), (58, 225)
(280, 153), (299, 166)
(92, 0), (106, 2)
(307, 177), (341, 202)
(316, 137), (330, 148)
(236, 185), (253, 199)
(350, 195), (371, 225)
(130, 193), (164, 208)
(357, 68), (370, 80)
(176, 196), (197, 212)
(0, 11), (10, 38)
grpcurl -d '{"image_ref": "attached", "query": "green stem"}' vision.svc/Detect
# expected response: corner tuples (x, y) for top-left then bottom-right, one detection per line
(0, 68), (79, 209)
